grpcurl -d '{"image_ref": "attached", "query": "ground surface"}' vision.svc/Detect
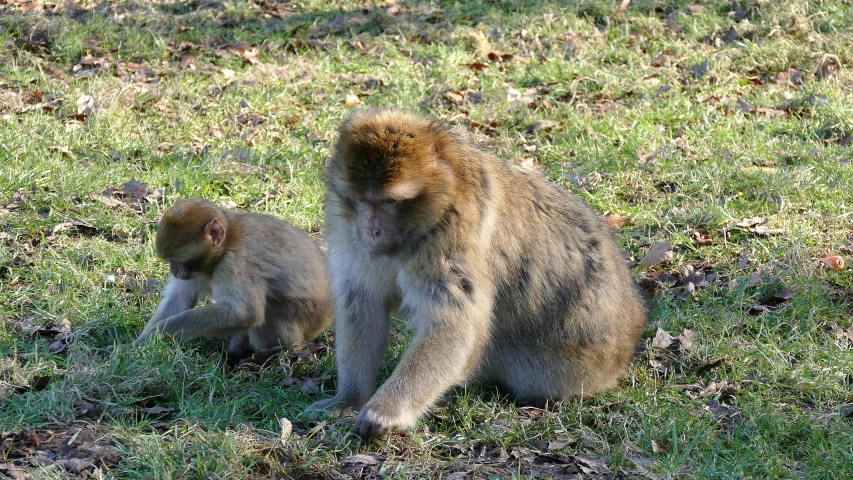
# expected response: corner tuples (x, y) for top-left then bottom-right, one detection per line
(1, 0), (852, 478)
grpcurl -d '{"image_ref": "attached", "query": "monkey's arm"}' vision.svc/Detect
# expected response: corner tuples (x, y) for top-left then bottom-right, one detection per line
(136, 276), (202, 343)
(305, 286), (390, 415)
(355, 281), (491, 437)
(141, 271), (265, 342)
(150, 301), (262, 340)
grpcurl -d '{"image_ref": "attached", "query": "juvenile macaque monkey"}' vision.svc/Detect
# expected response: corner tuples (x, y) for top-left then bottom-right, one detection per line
(136, 199), (333, 356)
(306, 109), (646, 437)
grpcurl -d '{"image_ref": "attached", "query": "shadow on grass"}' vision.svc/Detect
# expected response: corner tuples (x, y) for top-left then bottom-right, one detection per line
(2, 0), (755, 64)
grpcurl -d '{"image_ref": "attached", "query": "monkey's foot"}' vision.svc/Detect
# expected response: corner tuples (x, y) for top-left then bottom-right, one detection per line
(354, 403), (418, 438)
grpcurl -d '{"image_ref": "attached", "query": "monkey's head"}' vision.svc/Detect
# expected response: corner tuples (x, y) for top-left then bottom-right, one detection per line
(328, 110), (459, 255)
(155, 199), (228, 280)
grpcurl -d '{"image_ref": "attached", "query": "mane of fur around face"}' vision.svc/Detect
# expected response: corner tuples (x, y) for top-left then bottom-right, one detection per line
(329, 110), (462, 198)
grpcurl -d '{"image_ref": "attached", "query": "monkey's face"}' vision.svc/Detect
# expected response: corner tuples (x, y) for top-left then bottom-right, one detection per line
(329, 109), (460, 255)
(161, 246), (208, 280)
(156, 206), (226, 280)
(352, 196), (410, 255)
(168, 261), (194, 280)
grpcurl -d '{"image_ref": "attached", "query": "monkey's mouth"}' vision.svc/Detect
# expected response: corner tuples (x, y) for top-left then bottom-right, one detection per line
(362, 237), (404, 256)
(173, 271), (195, 280)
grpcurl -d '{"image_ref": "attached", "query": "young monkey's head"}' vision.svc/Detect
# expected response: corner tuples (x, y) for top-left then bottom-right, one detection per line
(156, 199), (228, 279)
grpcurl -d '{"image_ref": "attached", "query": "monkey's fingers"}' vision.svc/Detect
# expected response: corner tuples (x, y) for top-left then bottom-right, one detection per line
(354, 407), (401, 438)
(302, 396), (351, 419)
(106, 342), (137, 353)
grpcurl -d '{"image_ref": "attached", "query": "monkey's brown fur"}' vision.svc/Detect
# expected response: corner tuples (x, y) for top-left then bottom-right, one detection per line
(306, 110), (647, 437)
(136, 199), (333, 355)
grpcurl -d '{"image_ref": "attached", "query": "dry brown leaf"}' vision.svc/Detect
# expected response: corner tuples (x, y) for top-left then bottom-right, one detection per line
(79, 444), (120, 463)
(487, 51), (531, 64)
(651, 328), (677, 350)
(640, 241), (673, 269)
(699, 381), (738, 399)
(735, 217), (784, 236)
(344, 92), (360, 108)
(179, 55), (196, 70)
(462, 62), (488, 72)
(748, 288), (795, 315)
(603, 214), (631, 231)
(695, 357), (726, 377)
(524, 120), (558, 134)
(444, 91), (464, 104)
(341, 453), (386, 475)
(76, 95), (94, 117)
(651, 439), (669, 454)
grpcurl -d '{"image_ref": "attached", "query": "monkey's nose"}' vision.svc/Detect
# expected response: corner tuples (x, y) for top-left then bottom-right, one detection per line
(371, 228), (382, 240)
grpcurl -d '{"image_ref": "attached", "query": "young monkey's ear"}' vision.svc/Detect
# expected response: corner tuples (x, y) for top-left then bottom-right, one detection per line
(205, 218), (226, 247)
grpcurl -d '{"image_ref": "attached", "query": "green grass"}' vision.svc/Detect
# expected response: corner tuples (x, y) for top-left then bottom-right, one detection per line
(1, 0), (852, 478)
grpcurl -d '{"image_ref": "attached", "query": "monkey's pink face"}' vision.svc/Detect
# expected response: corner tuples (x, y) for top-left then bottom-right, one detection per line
(354, 198), (407, 255)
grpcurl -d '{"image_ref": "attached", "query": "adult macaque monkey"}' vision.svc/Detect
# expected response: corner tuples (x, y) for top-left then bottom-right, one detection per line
(305, 109), (647, 437)
(136, 199), (333, 356)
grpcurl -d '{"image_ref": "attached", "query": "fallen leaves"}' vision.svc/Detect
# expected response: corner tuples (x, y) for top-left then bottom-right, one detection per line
(340, 454), (386, 476)
(523, 119), (559, 135)
(344, 92), (360, 108)
(651, 327), (700, 352)
(14, 30), (50, 52)
(218, 41), (262, 65)
(50, 221), (99, 238)
(775, 68), (804, 88)
(640, 241), (673, 269)
(442, 441), (615, 479)
(695, 357), (727, 377)
(89, 180), (166, 213)
(8, 317), (76, 357)
(733, 217), (785, 236)
(747, 288), (795, 315)
(603, 214), (631, 232)
(71, 55), (111, 78)
(114, 63), (155, 85)
(487, 51), (531, 65)
(815, 57), (839, 82)
(0, 425), (122, 476)
(651, 439), (669, 455)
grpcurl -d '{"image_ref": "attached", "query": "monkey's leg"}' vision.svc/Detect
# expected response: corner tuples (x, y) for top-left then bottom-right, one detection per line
(354, 301), (489, 437)
(304, 290), (390, 416)
(227, 335), (252, 357)
(136, 276), (201, 344)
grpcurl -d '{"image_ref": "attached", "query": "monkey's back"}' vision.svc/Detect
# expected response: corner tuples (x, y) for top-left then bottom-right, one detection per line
(478, 155), (646, 399)
(225, 211), (333, 344)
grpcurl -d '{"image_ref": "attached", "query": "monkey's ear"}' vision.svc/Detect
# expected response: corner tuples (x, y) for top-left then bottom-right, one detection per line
(206, 218), (226, 247)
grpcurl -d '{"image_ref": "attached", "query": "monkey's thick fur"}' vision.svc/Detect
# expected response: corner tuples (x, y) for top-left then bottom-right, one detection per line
(137, 199), (333, 355)
(307, 109), (647, 437)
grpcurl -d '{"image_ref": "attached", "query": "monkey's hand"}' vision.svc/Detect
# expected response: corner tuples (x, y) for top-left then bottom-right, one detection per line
(303, 396), (357, 419)
(134, 316), (185, 345)
(134, 324), (157, 344)
(354, 400), (418, 438)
